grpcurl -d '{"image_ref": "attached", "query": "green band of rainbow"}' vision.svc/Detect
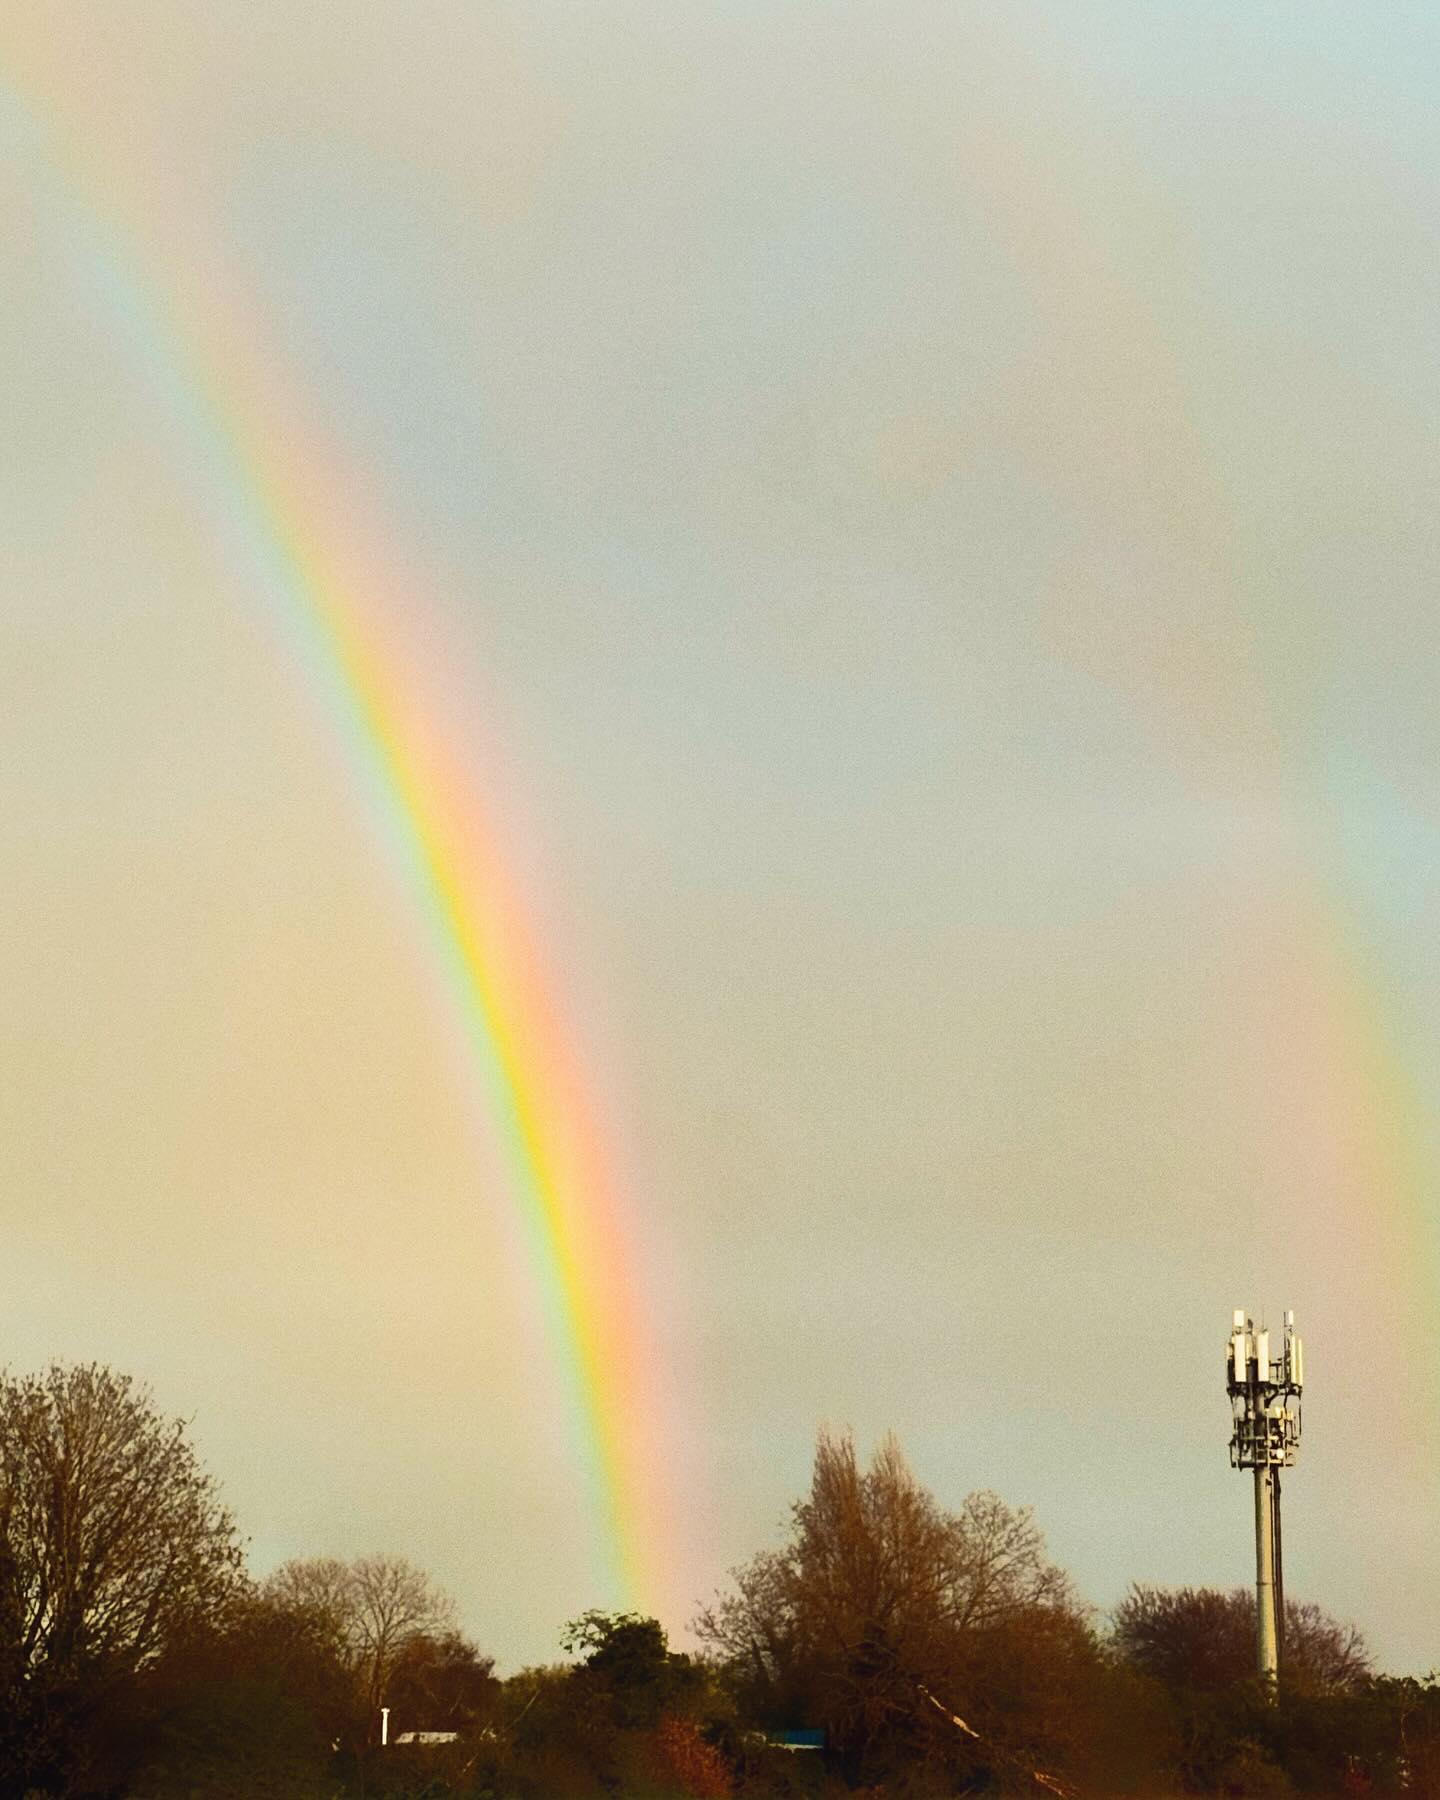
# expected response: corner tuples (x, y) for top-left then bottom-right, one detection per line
(3, 75), (657, 1611)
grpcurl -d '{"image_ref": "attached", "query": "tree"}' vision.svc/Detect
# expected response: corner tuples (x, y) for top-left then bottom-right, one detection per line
(503, 1660), (617, 1799)
(262, 1552), (455, 1738)
(262, 1555), (355, 1645)
(384, 1628), (498, 1738)
(492, 1618), (729, 1798)
(562, 1610), (710, 1730)
(696, 1429), (1082, 1783)
(647, 1714), (734, 1799)
(0, 1362), (244, 1792)
(130, 1589), (353, 1800)
(1112, 1584), (1371, 1696)
(350, 1551), (455, 1718)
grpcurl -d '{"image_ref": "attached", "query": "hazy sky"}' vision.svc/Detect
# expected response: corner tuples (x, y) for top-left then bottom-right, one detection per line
(3, 2), (1439, 1672)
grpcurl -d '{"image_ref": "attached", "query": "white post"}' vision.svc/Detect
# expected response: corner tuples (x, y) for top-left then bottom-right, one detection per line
(380, 1705), (390, 1747)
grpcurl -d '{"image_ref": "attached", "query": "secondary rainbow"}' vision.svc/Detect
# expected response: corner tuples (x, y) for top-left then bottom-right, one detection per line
(3, 75), (659, 1610)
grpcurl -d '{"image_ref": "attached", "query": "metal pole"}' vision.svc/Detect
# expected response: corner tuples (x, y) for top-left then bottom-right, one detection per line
(1254, 1463), (1278, 1691)
(1229, 1309), (1301, 1700)
(1273, 1466), (1285, 1676)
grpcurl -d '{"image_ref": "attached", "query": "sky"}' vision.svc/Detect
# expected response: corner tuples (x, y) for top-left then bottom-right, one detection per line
(2, 1), (1439, 1673)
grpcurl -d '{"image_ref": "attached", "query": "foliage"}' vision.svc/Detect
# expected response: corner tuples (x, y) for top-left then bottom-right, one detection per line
(564, 1609), (712, 1729)
(264, 1550), (457, 1738)
(648, 1714), (735, 1798)
(0, 1362), (244, 1795)
(0, 1364), (1420, 1798)
(127, 1600), (342, 1800)
(385, 1627), (498, 1737)
(1113, 1582), (1372, 1697)
(696, 1429), (1084, 1788)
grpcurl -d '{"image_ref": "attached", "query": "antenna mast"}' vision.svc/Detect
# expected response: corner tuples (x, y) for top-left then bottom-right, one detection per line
(1225, 1308), (1303, 1692)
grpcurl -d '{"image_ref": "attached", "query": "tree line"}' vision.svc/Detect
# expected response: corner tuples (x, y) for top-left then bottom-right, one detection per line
(0, 1361), (1433, 1798)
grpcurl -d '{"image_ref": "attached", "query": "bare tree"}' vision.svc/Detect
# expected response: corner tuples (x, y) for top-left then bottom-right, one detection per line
(350, 1551), (454, 1714)
(0, 1363), (243, 1787)
(946, 1487), (1075, 1630)
(263, 1552), (454, 1731)
(263, 1555), (357, 1645)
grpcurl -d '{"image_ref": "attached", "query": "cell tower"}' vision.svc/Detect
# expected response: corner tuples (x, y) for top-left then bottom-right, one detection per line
(1225, 1308), (1303, 1690)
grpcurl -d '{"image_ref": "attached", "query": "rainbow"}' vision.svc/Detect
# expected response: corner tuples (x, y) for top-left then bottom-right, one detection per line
(963, 90), (1440, 1398)
(2, 77), (660, 1610)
